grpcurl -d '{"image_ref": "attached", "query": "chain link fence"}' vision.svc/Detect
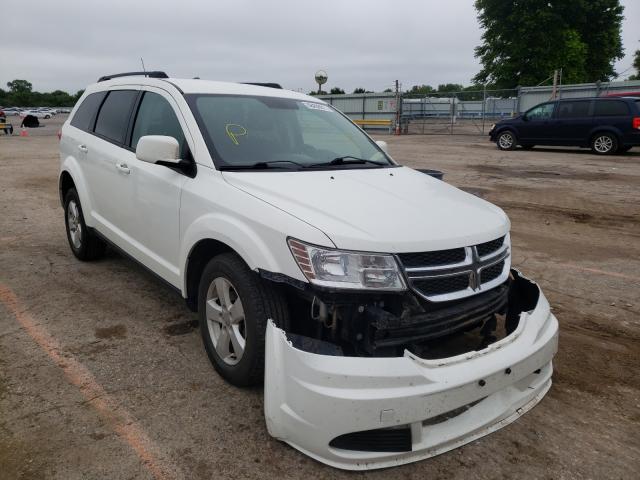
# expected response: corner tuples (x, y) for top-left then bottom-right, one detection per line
(401, 89), (518, 135)
(318, 80), (640, 136)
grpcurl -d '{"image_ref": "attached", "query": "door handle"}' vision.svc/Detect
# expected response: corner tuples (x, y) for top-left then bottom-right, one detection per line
(78, 144), (88, 153)
(115, 162), (131, 175)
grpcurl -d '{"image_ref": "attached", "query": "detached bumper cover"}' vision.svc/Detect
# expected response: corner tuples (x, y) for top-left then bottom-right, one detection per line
(264, 270), (559, 470)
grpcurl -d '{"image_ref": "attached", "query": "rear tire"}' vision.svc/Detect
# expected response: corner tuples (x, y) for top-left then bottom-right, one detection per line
(496, 130), (517, 150)
(64, 188), (106, 261)
(198, 253), (289, 387)
(590, 132), (618, 155)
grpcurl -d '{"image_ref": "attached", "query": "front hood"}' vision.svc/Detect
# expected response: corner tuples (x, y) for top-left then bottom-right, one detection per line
(223, 166), (509, 252)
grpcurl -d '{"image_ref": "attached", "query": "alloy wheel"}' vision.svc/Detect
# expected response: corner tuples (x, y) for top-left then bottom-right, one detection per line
(205, 277), (246, 365)
(593, 135), (613, 153)
(67, 200), (82, 249)
(498, 132), (514, 149)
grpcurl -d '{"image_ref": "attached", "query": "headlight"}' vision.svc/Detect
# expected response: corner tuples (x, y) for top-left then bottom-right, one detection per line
(288, 238), (406, 291)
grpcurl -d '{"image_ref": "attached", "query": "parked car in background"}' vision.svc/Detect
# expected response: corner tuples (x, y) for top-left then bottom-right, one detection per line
(2, 107), (21, 116)
(489, 97), (640, 154)
(20, 109), (53, 119)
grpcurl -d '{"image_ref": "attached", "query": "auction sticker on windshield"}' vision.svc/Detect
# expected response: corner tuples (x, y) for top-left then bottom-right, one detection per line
(301, 102), (332, 112)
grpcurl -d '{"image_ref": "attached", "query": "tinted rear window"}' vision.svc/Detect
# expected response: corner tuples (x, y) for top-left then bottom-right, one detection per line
(70, 92), (107, 131)
(94, 90), (138, 143)
(556, 101), (590, 119)
(593, 100), (629, 116)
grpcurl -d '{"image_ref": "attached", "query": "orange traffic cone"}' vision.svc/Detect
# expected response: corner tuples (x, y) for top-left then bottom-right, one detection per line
(20, 128), (28, 137)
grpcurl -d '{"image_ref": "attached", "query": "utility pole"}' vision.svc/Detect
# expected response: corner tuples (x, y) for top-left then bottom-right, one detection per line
(395, 79), (401, 135)
(558, 68), (563, 99)
(551, 69), (558, 99)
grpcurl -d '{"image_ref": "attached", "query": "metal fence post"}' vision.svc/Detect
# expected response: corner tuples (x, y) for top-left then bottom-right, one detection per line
(481, 85), (487, 134)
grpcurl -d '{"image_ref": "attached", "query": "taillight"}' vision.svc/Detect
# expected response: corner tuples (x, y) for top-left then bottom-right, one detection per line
(57, 130), (62, 141)
(633, 117), (640, 130)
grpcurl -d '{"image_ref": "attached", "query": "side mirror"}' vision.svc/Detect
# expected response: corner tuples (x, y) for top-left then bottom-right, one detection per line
(376, 140), (389, 153)
(522, 115), (529, 122)
(136, 135), (180, 164)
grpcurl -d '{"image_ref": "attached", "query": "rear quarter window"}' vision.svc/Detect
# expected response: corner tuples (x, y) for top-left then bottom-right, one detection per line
(70, 92), (107, 131)
(556, 101), (590, 119)
(94, 90), (138, 144)
(593, 100), (629, 116)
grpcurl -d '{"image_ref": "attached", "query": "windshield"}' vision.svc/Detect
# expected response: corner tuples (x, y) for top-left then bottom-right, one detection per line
(186, 94), (394, 170)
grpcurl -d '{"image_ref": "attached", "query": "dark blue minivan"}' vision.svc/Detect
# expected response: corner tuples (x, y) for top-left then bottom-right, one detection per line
(489, 97), (640, 154)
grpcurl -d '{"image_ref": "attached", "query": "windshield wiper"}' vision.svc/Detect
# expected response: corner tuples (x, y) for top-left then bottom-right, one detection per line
(219, 160), (305, 171)
(306, 156), (387, 168)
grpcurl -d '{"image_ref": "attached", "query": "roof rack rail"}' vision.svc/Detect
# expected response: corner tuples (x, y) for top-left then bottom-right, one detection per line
(98, 71), (169, 82)
(242, 82), (283, 89)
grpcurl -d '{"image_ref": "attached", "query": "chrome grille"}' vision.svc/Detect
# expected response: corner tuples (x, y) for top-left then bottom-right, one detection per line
(397, 235), (510, 302)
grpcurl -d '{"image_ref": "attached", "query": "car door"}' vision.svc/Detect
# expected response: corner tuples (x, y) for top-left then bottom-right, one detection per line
(121, 88), (192, 286)
(550, 100), (593, 145)
(66, 90), (108, 220)
(518, 102), (556, 143)
(85, 88), (140, 243)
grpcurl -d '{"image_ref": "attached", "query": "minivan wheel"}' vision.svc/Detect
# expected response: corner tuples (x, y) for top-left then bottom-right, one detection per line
(64, 188), (106, 261)
(591, 133), (618, 155)
(198, 253), (289, 387)
(496, 131), (516, 150)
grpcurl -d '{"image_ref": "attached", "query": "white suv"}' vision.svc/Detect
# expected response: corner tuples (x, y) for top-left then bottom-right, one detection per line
(59, 72), (558, 470)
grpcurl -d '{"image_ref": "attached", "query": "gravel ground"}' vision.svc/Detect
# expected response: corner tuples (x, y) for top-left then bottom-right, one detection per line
(1, 115), (639, 479)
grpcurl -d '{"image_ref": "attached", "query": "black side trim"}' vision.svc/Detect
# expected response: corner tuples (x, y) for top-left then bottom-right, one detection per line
(258, 269), (308, 290)
(91, 229), (183, 299)
(330, 427), (412, 452)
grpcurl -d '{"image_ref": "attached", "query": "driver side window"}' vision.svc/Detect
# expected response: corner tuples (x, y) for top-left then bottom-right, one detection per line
(526, 103), (555, 121)
(131, 92), (187, 156)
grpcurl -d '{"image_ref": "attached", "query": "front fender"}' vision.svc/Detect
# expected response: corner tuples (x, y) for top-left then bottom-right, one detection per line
(179, 210), (329, 296)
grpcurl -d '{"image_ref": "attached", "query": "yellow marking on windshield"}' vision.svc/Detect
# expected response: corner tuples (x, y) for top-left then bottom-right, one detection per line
(225, 124), (247, 145)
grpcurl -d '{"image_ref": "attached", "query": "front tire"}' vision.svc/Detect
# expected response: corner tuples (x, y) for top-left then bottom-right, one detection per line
(496, 130), (517, 150)
(198, 253), (289, 387)
(591, 132), (618, 155)
(64, 188), (106, 261)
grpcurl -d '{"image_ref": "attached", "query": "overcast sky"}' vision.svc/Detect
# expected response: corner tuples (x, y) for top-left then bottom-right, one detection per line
(2, 0), (639, 94)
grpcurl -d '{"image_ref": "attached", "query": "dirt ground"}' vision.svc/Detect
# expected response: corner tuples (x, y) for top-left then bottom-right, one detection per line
(1, 116), (639, 479)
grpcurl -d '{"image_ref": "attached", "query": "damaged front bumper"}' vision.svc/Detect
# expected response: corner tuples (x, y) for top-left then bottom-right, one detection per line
(264, 270), (558, 470)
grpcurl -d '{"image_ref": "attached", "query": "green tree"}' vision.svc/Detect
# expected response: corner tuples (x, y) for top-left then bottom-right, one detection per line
(7, 79), (33, 105)
(473, 0), (624, 88)
(629, 48), (640, 80)
(406, 84), (435, 95)
(330, 87), (345, 94)
(383, 88), (393, 93)
(353, 88), (367, 94)
(437, 83), (464, 93)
